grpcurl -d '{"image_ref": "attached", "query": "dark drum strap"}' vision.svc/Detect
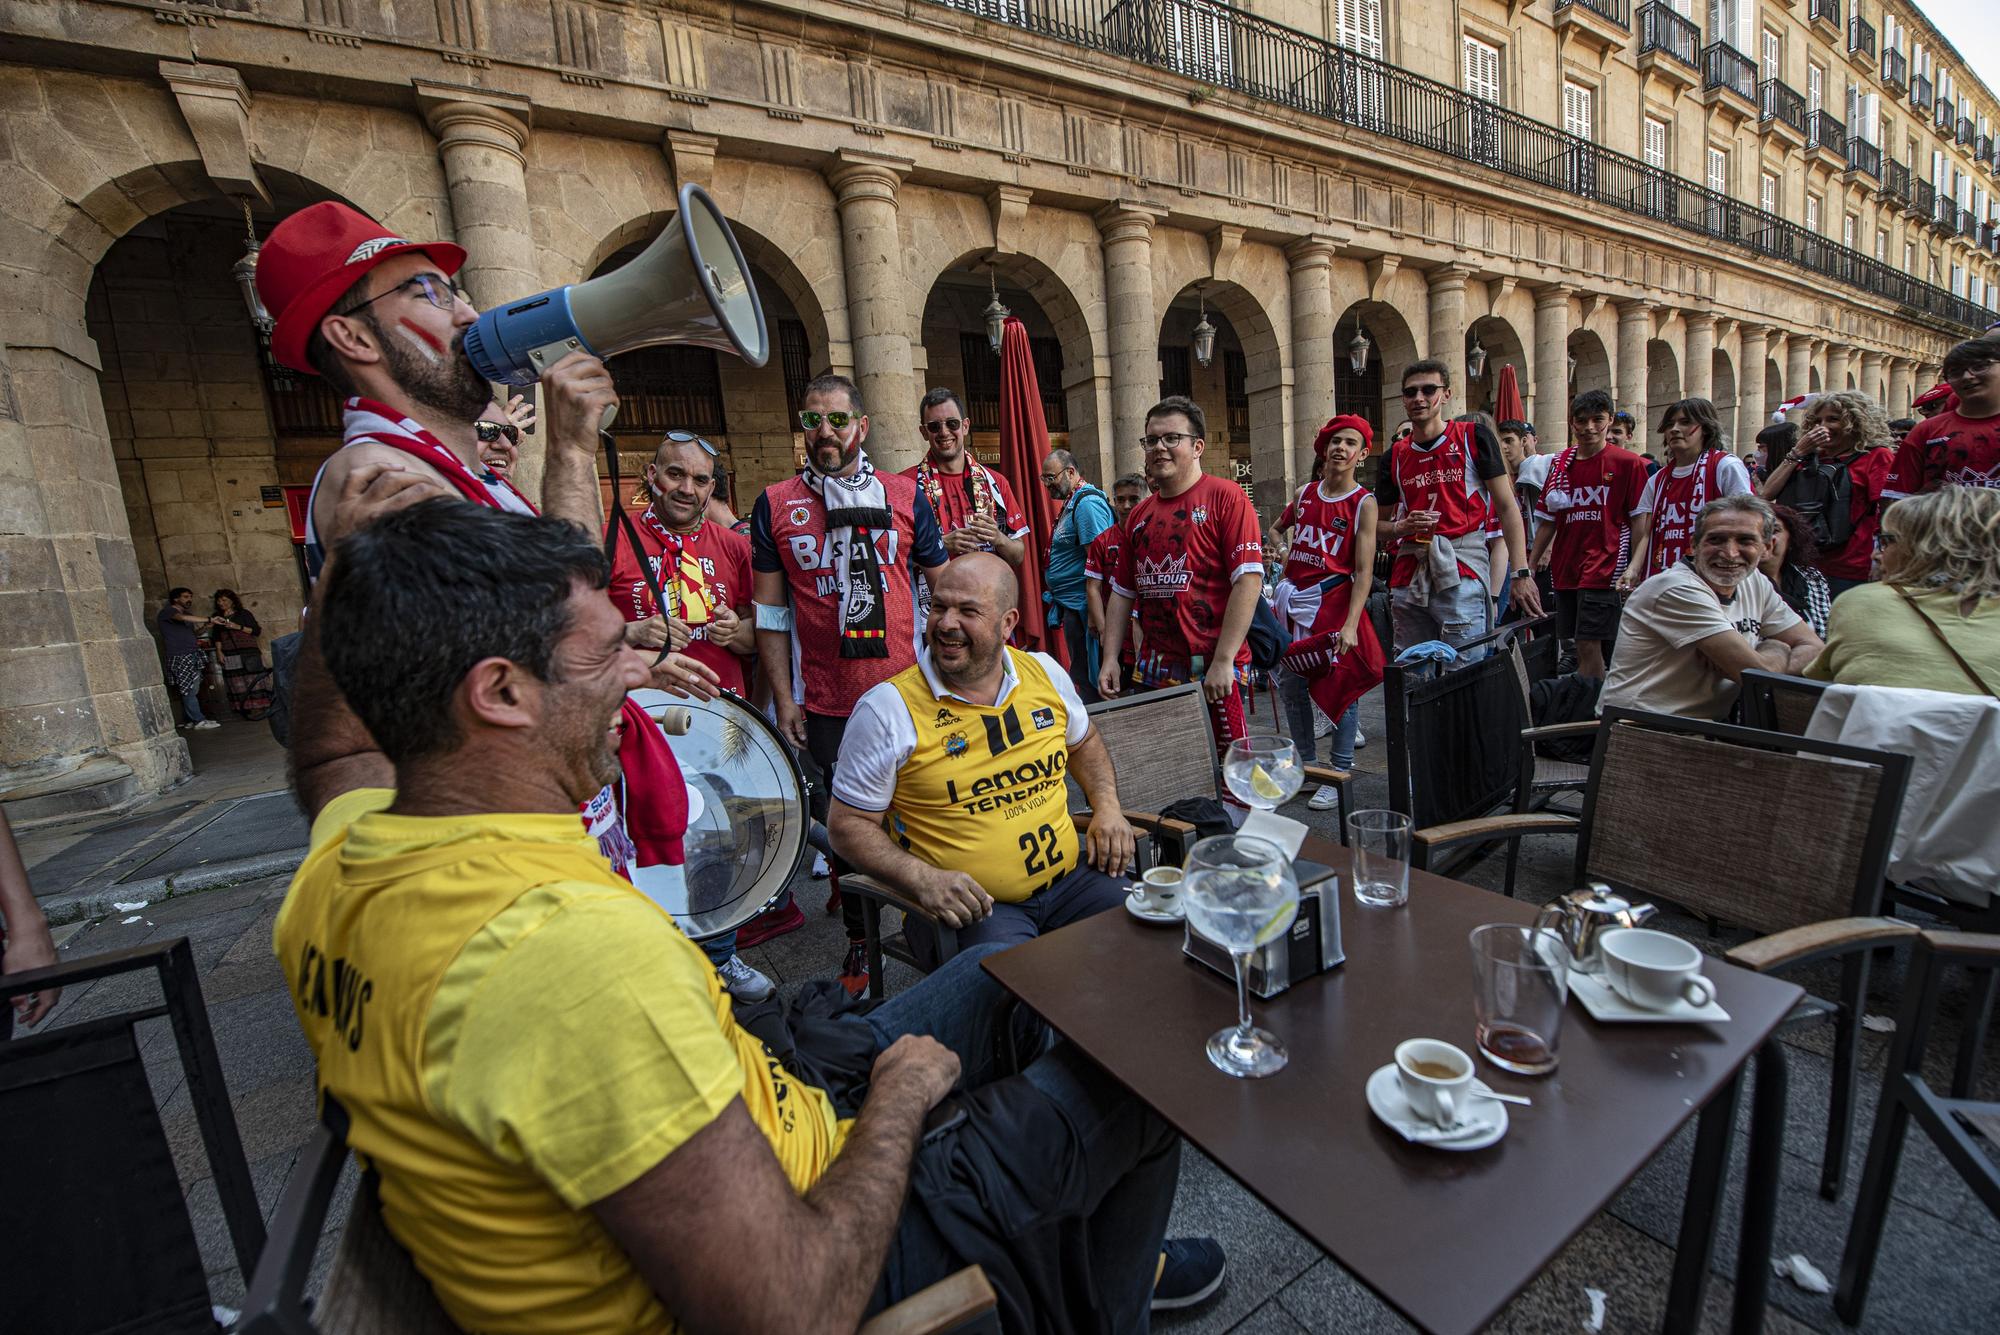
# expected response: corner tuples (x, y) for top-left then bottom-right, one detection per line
(600, 425), (675, 667)
(1893, 585), (1996, 698)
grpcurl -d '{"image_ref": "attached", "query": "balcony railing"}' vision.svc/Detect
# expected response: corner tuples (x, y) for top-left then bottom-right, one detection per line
(1960, 208), (1978, 241)
(1808, 109), (1846, 156)
(1845, 136), (1881, 178)
(1979, 134), (1995, 165)
(1959, 117), (1976, 147)
(1912, 178), (1936, 216)
(1911, 73), (1933, 110)
(1883, 157), (1911, 202)
(1934, 97), (1954, 132)
(1760, 79), (1806, 135)
(1881, 48), (1907, 91)
(1847, 15), (1874, 58)
(1933, 192), (1957, 230)
(1553, 0), (1631, 28)
(932, 0), (1993, 332)
(1637, 2), (1699, 66)
(1703, 41), (1758, 103)
(1807, 0), (1839, 27)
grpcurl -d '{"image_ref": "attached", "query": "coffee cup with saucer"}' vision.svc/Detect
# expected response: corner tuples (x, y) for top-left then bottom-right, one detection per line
(1365, 1039), (1508, 1150)
(1600, 928), (1716, 1012)
(1126, 865), (1185, 923)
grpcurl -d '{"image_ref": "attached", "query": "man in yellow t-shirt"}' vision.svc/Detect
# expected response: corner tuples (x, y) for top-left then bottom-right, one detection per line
(279, 497), (1221, 1335)
(829, 554), (1138, 965)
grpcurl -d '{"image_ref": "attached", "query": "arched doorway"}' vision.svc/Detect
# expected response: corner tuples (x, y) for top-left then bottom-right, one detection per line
(1332, 300), (1421, 449)
(917, 265), (1077, 486)
(1646, 339), (1682, 446)
(1462, 314), (1528, 420)
(1162, 281), (1287, 513)
(1567, 329), (1613, 404)
(1766, 358), (1785, 411)
(1710, 349), (1738, 451)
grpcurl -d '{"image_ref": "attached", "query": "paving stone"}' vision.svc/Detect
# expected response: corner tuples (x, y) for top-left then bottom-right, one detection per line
(1155, 1150), (1321, 1335)
(1220, 1301), (1314, 1334)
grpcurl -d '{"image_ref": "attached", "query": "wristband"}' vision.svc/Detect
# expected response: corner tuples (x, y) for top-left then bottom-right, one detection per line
(753, 602), (794, 632)
(1511, 569), (1532, 581)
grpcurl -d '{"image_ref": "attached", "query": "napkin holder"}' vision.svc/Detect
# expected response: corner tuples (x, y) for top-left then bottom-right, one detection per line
(1183, 859), (1344, 999)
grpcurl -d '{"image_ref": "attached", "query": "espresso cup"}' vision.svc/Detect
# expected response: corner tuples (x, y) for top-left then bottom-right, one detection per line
(1394, 1038), (1475, 1125)
(1600, 928), (1717, 1011)
(1135, 866), (1183, 911)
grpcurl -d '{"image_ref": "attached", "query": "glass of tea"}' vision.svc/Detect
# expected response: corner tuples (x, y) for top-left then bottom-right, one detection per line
(1468, 923), (1570, 1075)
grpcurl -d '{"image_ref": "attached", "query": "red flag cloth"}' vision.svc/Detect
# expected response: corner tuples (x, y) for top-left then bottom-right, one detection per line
(1278, 581), (1385, 725)
(618, 696), (687, 867)
(1494, 363), (1526, 425)
(997, 316), (1057, 658)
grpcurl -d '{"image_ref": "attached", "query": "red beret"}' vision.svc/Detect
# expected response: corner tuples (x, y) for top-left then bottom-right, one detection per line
(1313, 414), (1375, 460)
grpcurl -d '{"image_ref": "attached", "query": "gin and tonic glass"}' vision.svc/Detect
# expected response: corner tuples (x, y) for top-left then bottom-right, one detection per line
(1183, 834), (1300, 1078)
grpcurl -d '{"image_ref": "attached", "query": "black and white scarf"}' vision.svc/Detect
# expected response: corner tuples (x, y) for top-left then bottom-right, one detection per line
(805, 451), (894, 658)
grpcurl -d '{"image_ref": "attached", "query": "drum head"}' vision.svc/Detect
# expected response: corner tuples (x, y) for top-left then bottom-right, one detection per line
(627, 689), (809, 940)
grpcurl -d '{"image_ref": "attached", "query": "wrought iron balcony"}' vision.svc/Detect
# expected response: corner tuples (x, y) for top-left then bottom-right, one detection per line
(1911, 73), (1933, 111)
(1978, 134), (1995, 166)
(1807, 0), (1839, 28)
(1845, 136), (1881, 179)
(1912, 178), (1936, 218)
(1959, 117), (1976, 147)
(1847, 15), (1874, 58)
(1637, 2), (1700, 67)
(1808, 109), (1846, 157)
(1552, 0), (1631, 27)
(1702, 42), (1757, 104)
(1883, 157), (1911, 203)
(1760, 79), (1807, 136)
(1960, 207), (1978, 241)
(1933, 192), (1957, 231)
(1881, 48), (1907, 92)
(1934, 96), (1954, 132)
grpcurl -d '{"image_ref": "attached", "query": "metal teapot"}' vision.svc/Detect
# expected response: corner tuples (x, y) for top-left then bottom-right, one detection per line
(1532, 883), (1656, 975)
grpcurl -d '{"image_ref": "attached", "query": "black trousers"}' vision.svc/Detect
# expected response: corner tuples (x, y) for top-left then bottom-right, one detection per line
(805, 710), (865, 941)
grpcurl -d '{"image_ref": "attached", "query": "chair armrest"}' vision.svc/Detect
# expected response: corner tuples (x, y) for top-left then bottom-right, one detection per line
(1412, 813), (1580, 856)
(1724, 917), (1920, 974)
(1519, 721), (1601, 741)
(1302, 764), (1353, 785)
(1122, 811), (1198, 839)
(840, 872), (938, 922)
(859, 1265), (998, 1335)
(1916, 929), (2000, 963)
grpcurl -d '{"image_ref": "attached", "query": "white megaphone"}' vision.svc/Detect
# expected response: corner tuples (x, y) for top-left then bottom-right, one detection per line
(462, 183), (769, 408)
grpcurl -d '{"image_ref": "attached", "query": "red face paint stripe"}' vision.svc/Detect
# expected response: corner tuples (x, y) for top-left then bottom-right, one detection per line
(397, 317), (446, 354)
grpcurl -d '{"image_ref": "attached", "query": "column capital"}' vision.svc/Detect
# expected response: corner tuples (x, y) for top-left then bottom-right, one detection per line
(1738, 323), (1772, 343)
(1615, 296), (1654, 322)
(825, 149), (913, 205)
(1283, 234), (1342, 269)
(418, 84), (532, 166)
(1425, 262), (1476, 293)
(1532, 282), (1575, 309)
(1859, 348), (1887, 366)
(1682, 310), (1716, 332)
(1094, 201), (1166, 243)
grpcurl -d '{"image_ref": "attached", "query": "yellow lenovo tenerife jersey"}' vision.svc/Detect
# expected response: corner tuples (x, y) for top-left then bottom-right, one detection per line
(273, 788), (848, 1335)
(885, 649), (1079, 903)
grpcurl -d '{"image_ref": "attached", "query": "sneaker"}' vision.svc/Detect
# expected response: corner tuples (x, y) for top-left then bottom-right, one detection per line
(1307, 784), (1342, 811)
(838, 940), (870, 996)
(192, 719), (221, 730)
(736, 898), (805, 949)
(1312, 708), (1334, 739)
(1152, 1237), (1226, 1311)
(714, 954), (775, 1003)
(811, 850), (831, 879)
(1354, 729), (1368, 749)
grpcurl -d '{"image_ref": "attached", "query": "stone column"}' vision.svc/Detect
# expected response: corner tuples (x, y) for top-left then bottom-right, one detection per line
(1425, 265), (1474, 398)
(1616, 300), (1650, 451)
(1785, 336), (1813, 409)
(1859, 350), (1887, 405)
(1888, 359), (1914, 417)
(1684, 312), (1715, 402)
(1285, 236), (1336, 480)
(1737, 325), (1770, 448)
(1531, 285), (1572, 453)
(420, 90), (543, 492)
(1824, 344), (1851, 394)
(826, 150), (919, 469)
(1097, 202), (1165, 477)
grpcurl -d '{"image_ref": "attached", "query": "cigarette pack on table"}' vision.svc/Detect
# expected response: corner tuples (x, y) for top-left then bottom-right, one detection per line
(1183, 859), (1344, 999)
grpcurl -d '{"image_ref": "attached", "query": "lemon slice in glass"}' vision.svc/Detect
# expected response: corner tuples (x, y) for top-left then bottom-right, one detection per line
(1250, 763), (1287, 802)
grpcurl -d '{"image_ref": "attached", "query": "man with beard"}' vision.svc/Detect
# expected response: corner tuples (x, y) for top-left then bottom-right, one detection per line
(1038, 447), (1117, 701)
(907, 388), (1028, 566)
(1598, 495), (1822, 719)
(829, 553), (1138, 962)
(753, 373), (950, 993)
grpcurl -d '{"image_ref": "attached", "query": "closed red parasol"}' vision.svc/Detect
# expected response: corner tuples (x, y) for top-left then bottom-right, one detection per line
(997, 316), (1057, 657)
(1494, 362), (1527, 426)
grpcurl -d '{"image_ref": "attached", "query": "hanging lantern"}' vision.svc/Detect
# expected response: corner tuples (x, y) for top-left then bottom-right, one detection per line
(1191, 288), (1216, 368)
(982, 262), (1010, 355)
(1466, 333), (1488, 382)
(231, 197), (273, 342)
(1567, 353), (1578, 382)
(1347, 319), (1372, 374)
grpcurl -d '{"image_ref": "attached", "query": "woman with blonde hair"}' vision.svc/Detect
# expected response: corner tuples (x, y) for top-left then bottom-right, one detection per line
(1759, 390), (1895, 597)
(1804, 486), (2000, 696)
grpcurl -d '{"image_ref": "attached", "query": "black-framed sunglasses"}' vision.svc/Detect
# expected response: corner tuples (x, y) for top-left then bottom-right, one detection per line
(922, 417), (966, 435)
(663, 429), (719, 458)
(799, 410), (859, 431)
(339, 272), (470, 319)
(475, 420), (519, 446)
(1401, 383), (1445, 400)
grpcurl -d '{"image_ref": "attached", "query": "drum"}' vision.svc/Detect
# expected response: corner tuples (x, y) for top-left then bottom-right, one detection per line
(626, 688), (810, 941)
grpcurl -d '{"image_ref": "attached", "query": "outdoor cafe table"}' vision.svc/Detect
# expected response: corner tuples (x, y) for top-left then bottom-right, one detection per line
(981, 839), (1803, 1334)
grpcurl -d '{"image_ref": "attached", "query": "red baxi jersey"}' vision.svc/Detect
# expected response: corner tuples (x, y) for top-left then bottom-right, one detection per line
(1376, 421), (1506, 587)
(1083, 526), (1122, 586)
(1111, 473), (1263, 668)
(1278, 482), (1367, 586)
(605, 512), (752, 696)
(752, 471), (941, 717)
(1535, 445), (1650, 591)
(900, 460), (1031, 545)
(1886, 409), (2000, 498)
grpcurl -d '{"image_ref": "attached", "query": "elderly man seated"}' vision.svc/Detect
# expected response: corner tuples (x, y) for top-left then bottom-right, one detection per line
(279, 498), (1224, 1335)
(1600, 494), (1823, 719)
(830, 554), (1138, 964)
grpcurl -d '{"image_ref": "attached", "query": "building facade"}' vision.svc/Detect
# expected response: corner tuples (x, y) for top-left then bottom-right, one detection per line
(3, 0), (1997, 806)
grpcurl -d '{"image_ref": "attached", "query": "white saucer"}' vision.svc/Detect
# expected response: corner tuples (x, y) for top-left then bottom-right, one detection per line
(1365, 1063), (1508, 1151)
(1568, 968), (1731, 1024)
(1125, 888), (1184, 924)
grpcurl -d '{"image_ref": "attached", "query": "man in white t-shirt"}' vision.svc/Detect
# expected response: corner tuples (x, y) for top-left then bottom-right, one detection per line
(1599, 494), (1823, 720)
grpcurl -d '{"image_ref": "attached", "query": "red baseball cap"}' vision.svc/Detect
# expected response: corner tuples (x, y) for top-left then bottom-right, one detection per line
(1912, 381), (1958, 411)
(256, 201), (467, 375)
(1314, 414), (1375, 459)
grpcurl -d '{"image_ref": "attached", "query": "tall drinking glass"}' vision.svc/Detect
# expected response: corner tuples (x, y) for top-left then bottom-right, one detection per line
(1222, 736), (1303, 811)
(1183, 835), (1300, 1078)
(1468, 924), (1571, 1075)
(1347, 809), (1412, 907)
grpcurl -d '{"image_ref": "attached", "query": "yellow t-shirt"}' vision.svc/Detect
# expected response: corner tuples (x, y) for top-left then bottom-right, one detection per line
(273, 788), (848, 1335)
(1804, 582), (2000, 696)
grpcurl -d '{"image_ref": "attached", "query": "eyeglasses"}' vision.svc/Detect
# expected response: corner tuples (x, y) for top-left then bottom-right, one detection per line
(1141, 432), (1194, 449)
(340, 272), (470, 319)
(1400, 384), (1446, 400)
(663, 429), (719, 458)
(475, 421), (519, 446)
(1040, 468), (1071, 484)
(799, 410), (859, 431)
(922, 417), (966, 435)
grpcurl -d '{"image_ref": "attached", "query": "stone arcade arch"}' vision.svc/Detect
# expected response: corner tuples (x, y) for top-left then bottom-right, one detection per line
(1330, 300), (1422, 452)
(1567, 329), (1614, 403)
(1710, 348), (1738, 451)
(1158, 278), (1291, 518)
(1645, 339), (1683, 445)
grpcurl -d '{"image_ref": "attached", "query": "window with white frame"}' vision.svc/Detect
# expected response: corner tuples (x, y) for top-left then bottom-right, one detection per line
(1808, 63), (1824, 115)
(1562, 81), (1595, 140)
(1905, 240), (1917, 272)
(1951, 263), (1964, 298)
(1645, 116), (1670, 168)
(1876, 228), (1888, 261)
(1843, 214), (1856, 249)
(1762, 30), (1781, 82)
(1806, 193), (1821, 232)
(1708, 146), (1729, 195)
(1760, 170), (1779, 213)
(1162, 0), (1232, 84)
(1335, 0), (1385, 127)
(1462, 36), (1501, 103)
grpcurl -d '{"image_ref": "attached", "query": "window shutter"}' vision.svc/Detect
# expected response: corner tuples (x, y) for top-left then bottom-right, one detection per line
(1760, 171), (1777, 212)
(1808, 65), (1823, 115)
(1462, 37), (1500, 103)
(1707, 146), (1728, 194)
(1562, 82), (1593, 140)
(1644, 117), (1669, 167)
(1761, 31), (1780, 80)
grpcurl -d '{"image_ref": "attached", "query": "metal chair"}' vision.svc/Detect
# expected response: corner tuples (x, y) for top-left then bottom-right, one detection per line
(1737, 667), (1828, 735)
(0, 939), (264, 1335)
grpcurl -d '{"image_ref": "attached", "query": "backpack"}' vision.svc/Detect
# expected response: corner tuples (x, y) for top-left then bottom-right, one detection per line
(1782, 454), (1857, 550)
(1247, 592), (1293, 672)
